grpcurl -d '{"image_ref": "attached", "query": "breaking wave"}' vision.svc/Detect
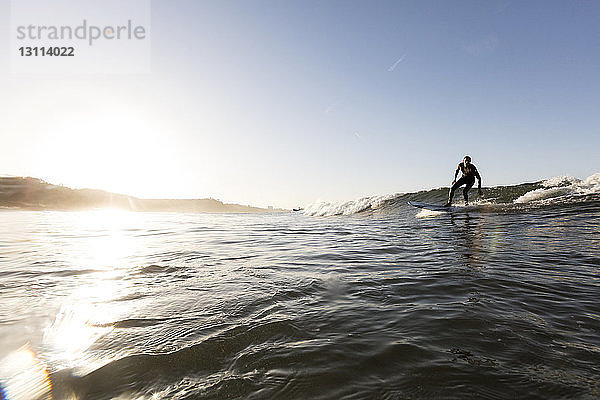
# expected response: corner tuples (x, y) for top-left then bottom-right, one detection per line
(304, 172), (600, 216)
(514, 173), (600, 203)
(302, 194), (399, 216)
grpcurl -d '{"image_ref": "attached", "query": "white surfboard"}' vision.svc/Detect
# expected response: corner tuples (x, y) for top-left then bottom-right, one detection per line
(407, 201), (460, 212)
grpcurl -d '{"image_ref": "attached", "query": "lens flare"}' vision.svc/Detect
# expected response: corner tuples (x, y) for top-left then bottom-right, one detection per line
(0, 347), (52, 400)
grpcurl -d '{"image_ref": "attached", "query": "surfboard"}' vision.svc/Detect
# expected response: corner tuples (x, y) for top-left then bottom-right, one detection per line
(408, 201), (459, 212)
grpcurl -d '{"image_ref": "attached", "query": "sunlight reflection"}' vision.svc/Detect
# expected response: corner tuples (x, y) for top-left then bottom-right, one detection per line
(0, 346), (51, 400)
(43, 302), (113, 369)
(43, 269), (131, 373)
(41, 209), (141, 374)
(69, 209), (135, 270)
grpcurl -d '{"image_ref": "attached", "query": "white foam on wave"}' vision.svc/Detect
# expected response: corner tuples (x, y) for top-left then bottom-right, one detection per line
(303, 193), (400, 216)
(303, 172), (600, 215)
(540, 174), (580, 187)
(515, 172), (600, 204)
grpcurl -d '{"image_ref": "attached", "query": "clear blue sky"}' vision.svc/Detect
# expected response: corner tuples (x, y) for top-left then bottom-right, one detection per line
(1, 0), (599, 208)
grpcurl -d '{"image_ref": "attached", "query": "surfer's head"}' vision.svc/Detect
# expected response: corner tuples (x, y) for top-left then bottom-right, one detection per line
(463, 155), (472, 164)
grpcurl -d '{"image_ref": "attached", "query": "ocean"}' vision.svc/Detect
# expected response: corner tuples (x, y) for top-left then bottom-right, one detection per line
(1, 174), (599, 399)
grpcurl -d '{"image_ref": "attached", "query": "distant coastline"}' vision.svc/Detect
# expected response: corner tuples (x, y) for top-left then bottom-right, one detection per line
(0, 176), (282, 213)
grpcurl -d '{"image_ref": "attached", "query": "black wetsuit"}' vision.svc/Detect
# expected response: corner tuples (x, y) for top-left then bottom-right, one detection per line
(448, 162), (481, 205)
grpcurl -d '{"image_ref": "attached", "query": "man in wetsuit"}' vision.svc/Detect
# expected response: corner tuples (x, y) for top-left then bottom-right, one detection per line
(445, 155), (483, 206)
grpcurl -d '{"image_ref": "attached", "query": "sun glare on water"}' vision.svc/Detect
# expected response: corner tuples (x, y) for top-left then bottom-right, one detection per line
(67, 209), (135, 270)
(1, 208), (146, 398)
(42, 270), (125, 371)
(0, 347), (52, 400)
(40, 210), (140, 374)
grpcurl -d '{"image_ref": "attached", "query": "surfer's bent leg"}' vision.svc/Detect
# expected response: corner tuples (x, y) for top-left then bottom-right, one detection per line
(463, 178), (475, 204)
(448, 177), (466, 205)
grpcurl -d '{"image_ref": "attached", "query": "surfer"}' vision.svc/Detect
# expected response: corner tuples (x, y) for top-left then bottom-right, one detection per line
(445, 155), (482, 206)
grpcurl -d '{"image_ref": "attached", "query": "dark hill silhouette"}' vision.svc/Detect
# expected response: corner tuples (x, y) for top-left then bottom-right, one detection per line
(0, 176), (275, 213)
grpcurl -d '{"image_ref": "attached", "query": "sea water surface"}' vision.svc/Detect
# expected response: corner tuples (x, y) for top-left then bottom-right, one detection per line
(1, 175), (599, 399)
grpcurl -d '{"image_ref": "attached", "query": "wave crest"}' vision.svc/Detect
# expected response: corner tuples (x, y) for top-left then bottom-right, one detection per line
(303, 194), (400, 216)
(303, 172), (600, 216)
(515, 172), (600, 204)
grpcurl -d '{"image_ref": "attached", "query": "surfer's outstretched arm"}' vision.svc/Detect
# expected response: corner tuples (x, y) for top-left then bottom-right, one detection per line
(452, 164), (460, 184)
(475, 168), (483, 195)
